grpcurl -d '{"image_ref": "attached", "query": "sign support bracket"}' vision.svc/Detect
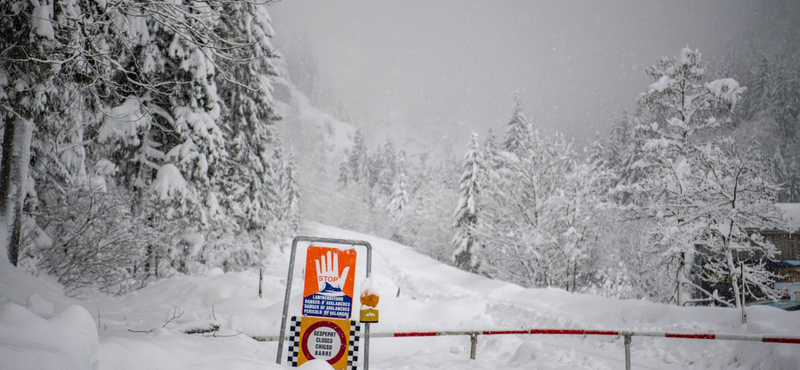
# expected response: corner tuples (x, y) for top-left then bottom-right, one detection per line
(276, 236), (373, 370)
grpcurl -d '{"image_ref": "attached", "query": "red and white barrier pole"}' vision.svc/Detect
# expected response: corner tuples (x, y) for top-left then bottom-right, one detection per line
(262, 326), (800, 368)
(369, 327), (800, 366)
(370, 328), (800, 344)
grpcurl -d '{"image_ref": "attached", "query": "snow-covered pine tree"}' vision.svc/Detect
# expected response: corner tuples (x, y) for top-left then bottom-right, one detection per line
(745, 56), (775, 120)
(348, 130), (368, 183)
(452, 133), (483, 271)
(337, 161), (350, 187)
(787, 156), (800, 202)
(265, 142), (286, 224)
(483, 129), (500, 170)
(607, 111), (634, 171)
(215, 0), (281, 232)
(503, 94), (529, 153)
(283, 148), (302, 234)
(379, 138), (397, 196)
(8, 1), (287, 281)
(387, 150), (409, 220)
(479, 128), (576, 287)
(772, 69), (796, 139)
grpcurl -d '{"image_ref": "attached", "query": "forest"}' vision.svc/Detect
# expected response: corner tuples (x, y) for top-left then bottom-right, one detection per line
(1, 0), (799, 310)
(329, 46), (800, 308)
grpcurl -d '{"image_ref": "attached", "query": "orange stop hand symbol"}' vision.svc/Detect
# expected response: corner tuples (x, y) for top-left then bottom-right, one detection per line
(314, 250), (350, 293)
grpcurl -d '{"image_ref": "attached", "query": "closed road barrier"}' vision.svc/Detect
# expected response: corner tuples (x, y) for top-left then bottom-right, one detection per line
(368, 328), (800, 344)
(262, 327), (800, 370)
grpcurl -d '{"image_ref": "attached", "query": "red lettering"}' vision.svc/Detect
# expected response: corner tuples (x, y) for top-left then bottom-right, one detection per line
(317, 276), (339, 283)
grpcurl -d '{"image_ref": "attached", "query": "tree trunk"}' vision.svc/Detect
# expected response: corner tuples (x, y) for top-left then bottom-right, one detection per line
(573, 259), (578, 293)
(5, 118), (33, 266)
(0, 119), (16, 217)
(726, 249), (741, 309)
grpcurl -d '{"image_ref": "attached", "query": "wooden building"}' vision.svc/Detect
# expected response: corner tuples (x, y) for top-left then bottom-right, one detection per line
(764, 204), (800, 301)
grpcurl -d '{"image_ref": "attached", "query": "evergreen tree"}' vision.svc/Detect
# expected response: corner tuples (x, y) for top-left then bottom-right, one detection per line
(283, 148), (302, 233)
(503, 94), (529, 153)
(215, 0), (281, 232)
(607, 111), (633, 170)
(452, 133), (483, 271)
(388, 151), (409, 220)
(379, 138), (397, 195)
(348, 130), (368, 182)
(772, 69), (796, 138)
(483, 129), (500, 170)
(266, 142), (286, 223)
(337, 161), (349, 187)
(745, 56), (775, 119)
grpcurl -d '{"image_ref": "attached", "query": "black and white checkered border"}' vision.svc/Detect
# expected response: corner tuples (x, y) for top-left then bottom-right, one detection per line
(347, 320), (361, 370)
(287, 316), (302, 367)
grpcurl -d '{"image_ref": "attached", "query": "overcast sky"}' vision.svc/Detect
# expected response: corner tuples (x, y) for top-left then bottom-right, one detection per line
(269, 0), (796, 157)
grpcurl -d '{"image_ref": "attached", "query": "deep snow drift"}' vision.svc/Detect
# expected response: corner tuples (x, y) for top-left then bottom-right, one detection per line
(1, 222), (799, 370)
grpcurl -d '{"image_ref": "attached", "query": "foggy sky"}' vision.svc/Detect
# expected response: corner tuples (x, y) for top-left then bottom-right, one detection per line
(269, 0), (795, 158)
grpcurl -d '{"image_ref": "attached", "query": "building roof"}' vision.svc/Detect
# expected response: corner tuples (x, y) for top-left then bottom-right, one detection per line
(778, 203), (800, 231)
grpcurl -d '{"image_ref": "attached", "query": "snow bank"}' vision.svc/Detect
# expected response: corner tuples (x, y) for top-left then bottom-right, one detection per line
(0, 303), (99, 370)
(26, 293), (54, 318)
(778, 203), (800, 230)
(3, 221), (800, 370)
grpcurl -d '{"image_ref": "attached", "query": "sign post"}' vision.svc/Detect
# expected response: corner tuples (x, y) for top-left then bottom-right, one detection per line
(277, 236), (373, 370)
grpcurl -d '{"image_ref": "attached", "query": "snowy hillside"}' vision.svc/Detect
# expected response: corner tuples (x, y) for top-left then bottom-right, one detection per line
(2, 223), (799, 370)
(272, 74), (357, 170)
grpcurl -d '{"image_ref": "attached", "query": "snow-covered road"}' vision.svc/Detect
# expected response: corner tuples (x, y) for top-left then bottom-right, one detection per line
(2, 222), (799, 369)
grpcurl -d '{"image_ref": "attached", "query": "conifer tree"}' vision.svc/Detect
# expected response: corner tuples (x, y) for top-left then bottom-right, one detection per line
(503, 94), (529, 153)
(337, 161), (349, 187)
(608, 111), (633, 170)
(216, 0), (281, 232)
(348, 130), (368, 183)
(388, 151), (409, 220)
(379, 138), (397, 195)
(452, 133), (483, 271)
(284, 148), (302, 233)
(746, 56), (775, 119)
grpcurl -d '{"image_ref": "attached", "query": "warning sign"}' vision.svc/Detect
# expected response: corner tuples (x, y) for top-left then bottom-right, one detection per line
(303, 247), (357, 319)
(298, 316), (351, 369)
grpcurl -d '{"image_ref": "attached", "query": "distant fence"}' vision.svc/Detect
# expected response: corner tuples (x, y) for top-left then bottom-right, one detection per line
(260, 327), (800, 370)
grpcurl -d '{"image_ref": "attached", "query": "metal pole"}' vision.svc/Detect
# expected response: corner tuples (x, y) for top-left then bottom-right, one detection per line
(364, 323), (371, 368)
(258, 268), (263, 299)
(741, 262), (747, 324)
(469, 333), (478, 360)
(275, 238), (300, 364)
(363, 242), (372, 370)
(624, 334), (632, 370)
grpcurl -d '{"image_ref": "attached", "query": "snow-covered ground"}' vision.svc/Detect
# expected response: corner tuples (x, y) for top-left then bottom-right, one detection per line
(2, 222), (799, 370)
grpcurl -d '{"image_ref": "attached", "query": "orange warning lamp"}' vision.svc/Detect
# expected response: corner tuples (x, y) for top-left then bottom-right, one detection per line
(360, 291), (380, 307)
(359, 278), (380, 323)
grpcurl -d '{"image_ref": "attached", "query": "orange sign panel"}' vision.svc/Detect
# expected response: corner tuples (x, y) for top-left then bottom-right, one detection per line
(302, 246), (357, 319)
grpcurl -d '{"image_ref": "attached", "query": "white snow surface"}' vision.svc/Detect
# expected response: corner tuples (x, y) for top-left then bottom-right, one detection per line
(778, 203), (800, 230)
(1, 222), (799, 369)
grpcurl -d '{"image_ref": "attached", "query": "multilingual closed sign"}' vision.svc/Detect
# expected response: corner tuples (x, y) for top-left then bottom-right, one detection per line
(297, 316), (352, 368)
